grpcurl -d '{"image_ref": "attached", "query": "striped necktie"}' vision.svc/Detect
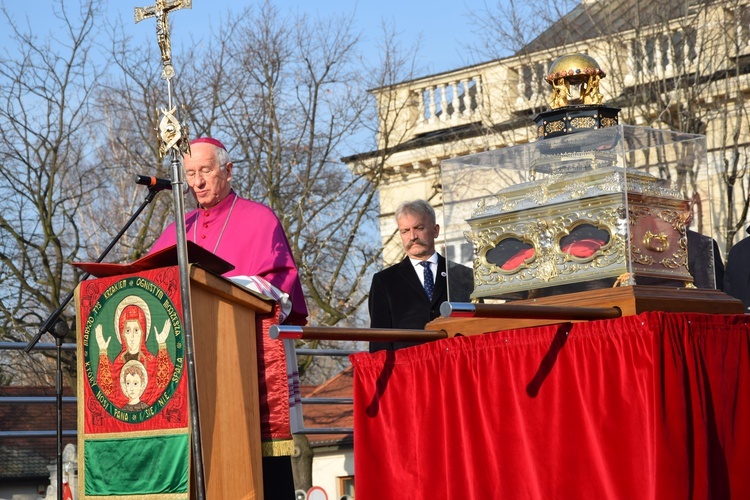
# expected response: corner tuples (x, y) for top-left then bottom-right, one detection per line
(420, 261), (434, 301)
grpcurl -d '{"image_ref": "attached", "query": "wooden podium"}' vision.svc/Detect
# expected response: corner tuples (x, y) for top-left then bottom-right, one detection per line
(75, 244), (273, 499)
(188, 266), (273, 499)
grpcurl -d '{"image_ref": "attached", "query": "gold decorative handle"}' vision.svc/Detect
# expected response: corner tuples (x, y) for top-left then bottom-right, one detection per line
(643, 231), (669, 253)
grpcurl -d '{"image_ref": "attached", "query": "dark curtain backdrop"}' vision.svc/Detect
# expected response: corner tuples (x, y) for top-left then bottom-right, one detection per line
(351, 312), (750, 500)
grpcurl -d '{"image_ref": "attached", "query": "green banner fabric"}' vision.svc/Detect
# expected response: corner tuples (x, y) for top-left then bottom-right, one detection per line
(83, 434), (189, 496)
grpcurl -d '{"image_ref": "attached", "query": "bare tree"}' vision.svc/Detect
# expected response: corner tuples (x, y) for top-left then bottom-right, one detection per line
(85, 16), (175, 263)
(0, 0), (105, 386)
(173, 4), (377, 328)
(95, 2), (381, 338)
(469, 0), (577, 62)
(82, 1), (426, 391)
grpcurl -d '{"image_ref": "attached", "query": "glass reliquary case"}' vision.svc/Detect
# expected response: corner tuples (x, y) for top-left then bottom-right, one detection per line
(441, 124), (718, 302)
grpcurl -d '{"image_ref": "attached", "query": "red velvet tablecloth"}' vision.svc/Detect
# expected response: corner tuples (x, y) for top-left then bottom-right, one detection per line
(350, 312), (750, 499)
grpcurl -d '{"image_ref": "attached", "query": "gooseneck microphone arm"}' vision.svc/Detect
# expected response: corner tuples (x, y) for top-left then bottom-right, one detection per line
(24, 176), (168, 352)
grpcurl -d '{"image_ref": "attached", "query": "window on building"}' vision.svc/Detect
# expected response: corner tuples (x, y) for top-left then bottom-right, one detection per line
(738, 6), (750, 47)
(339, 475), (355, 499)
(446, 245), (456, 261)
(645, 36), (656, 72)
(685, 27), (698, 64)
(521, 62), (546, 100)
(461, 242), (474, 265)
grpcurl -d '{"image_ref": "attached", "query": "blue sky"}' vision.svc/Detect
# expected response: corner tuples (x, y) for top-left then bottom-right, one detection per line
(3, 0), (482, 76)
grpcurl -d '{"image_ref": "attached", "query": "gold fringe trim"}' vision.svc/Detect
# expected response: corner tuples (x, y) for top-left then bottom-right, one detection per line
(81, 427), (189, 440)
(262, 439), (294, 457)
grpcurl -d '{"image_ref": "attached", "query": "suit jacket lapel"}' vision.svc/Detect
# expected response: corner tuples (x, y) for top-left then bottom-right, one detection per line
(397, 257), (428, 300)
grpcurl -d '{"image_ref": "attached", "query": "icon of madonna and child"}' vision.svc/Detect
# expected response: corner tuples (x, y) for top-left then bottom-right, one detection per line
(93, 294), (178, 413)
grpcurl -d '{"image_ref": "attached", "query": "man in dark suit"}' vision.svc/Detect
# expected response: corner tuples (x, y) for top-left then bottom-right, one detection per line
(724, 227), (750, 313)
(368, 200), (474, 352)
(687, 229), (724, 290)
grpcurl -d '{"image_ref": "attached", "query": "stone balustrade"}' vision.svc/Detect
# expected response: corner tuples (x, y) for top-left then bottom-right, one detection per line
(415, 74), (483, 130)
(373, 9), (743, 151)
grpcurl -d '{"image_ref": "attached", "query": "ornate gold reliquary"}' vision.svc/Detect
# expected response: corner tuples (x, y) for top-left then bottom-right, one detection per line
(441, 125), (714, 301)
(464, 163), (691, 298)
(440, 54), (715, 301)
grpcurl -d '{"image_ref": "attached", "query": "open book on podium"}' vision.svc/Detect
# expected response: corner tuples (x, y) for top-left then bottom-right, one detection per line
(72, 240), (236, 278)
(74, 241), (273, 499)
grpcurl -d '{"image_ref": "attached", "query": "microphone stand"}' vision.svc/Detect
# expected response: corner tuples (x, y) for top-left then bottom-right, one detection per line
(25, 184), (165, 352)
(24, 183), (167, 500)
(50, 319), (69, 500)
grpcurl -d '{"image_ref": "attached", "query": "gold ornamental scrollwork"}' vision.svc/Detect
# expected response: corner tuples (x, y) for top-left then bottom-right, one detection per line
(570, 116), (597, 129)
(643, 231), (669, 253)
(546, 120), (565, 134)
(628, 205), (688, 270)
(158, 106), (190, 158)
(468, 206), (627, 293)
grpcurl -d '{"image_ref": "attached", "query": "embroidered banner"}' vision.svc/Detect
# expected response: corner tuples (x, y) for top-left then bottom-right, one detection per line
(77, 266), (189, 499)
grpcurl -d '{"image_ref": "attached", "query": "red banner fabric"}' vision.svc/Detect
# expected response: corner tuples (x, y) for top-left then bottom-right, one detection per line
(351, 312), (750, 499)
(78, 267), (187, 435)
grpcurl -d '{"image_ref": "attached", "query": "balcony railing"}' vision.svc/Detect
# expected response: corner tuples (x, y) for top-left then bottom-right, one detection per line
(414, 74), (484, 134)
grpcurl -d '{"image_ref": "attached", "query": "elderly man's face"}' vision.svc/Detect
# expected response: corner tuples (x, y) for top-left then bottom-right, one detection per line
(398, 211), (439, 260)
(183, 142), (233, 208)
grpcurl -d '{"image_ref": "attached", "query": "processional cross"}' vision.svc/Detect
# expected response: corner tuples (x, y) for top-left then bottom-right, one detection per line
(135, 0), (191, 80)
(134, 1), (204, 498)
(135, 0), (191, 157)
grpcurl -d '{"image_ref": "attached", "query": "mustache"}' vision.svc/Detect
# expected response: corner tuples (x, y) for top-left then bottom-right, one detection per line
(405, 238), (429, 249)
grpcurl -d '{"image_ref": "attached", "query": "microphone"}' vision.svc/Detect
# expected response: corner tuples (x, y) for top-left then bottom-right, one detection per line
(135, 174), (172, 191)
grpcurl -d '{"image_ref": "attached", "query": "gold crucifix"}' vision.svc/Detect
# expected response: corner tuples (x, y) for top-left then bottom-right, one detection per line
(135, 0), (192, 156)
(134, 0), (192, 80)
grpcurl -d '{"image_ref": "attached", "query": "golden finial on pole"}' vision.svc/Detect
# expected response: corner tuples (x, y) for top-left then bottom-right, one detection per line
(157, 105), (191, 158)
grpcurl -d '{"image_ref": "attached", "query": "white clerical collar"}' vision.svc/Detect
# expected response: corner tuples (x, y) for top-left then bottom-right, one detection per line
(409, 252), (438, 269)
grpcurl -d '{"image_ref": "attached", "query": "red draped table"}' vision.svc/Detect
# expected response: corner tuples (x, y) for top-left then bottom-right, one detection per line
(350, 312), (750, 499)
